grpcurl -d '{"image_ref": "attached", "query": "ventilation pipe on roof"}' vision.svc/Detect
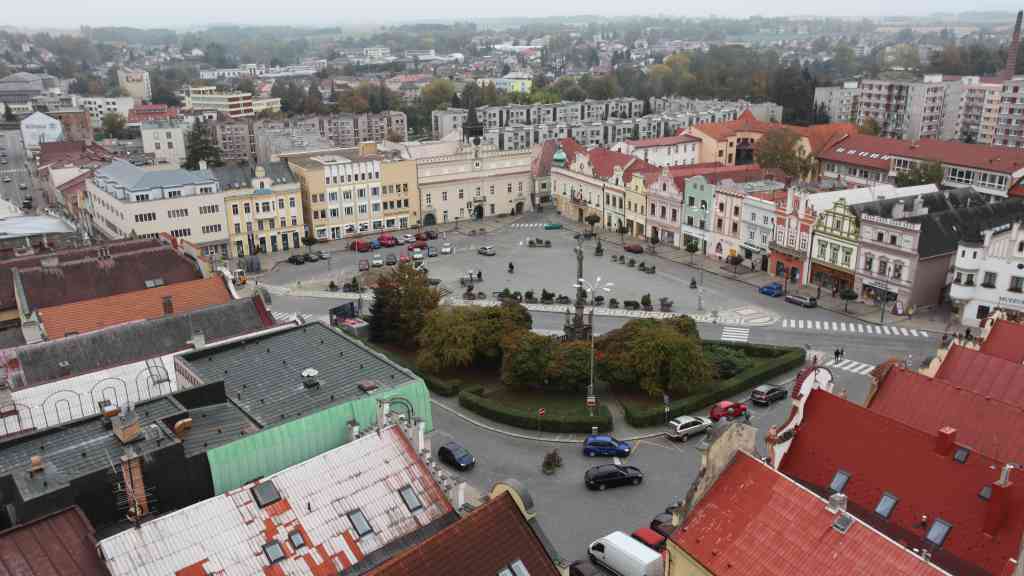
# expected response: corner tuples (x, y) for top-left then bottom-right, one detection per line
(935, 426), (957, 456)
(29, 454), (44, 475)
(826, 492), (848, 514)
(985, 464), (1020, 535)
(301, 368), (320, 389)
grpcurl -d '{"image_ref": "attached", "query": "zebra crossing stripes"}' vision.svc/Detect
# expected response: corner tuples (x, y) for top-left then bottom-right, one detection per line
(780, 319), (926, 337)
(510, 223), (546, 228)
(823, 358), (876, 375)
(720, 326), (750, 342)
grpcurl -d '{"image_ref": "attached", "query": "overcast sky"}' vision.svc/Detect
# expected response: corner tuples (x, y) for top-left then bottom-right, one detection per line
(6, 0), (1024, 30)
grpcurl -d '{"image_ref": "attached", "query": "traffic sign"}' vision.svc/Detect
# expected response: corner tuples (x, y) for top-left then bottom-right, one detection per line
(538, 408), (546, 417)
(586, 396), (597, 408)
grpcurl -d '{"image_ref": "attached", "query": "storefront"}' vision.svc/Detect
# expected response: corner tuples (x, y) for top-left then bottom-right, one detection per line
(742, 242), (770, 272)
(770, 245), (806, 287)
(810, 261), (855, 293)
(859, 277), (904, 311)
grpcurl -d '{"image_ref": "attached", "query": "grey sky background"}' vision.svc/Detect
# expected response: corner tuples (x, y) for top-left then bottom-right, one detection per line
(5, 1), (1024, 30)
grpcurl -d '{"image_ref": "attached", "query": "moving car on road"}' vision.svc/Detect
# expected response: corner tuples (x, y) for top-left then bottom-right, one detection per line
(759, 282), (784, 297)
(784, 293), (818, 308)
(437, 441), (475, 471)
(623, 244), (644, 254)
(585, 464), (643, 490)
(478, 245), (496, 256)
(441, 242), (454, 254)
(583, 434), (631, 457)
(709, 400), (748, 422)
(751, 384), (788, 406)
(665, 415), (712, 442)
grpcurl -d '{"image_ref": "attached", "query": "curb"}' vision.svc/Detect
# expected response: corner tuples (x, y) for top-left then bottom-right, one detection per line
(429, 399), (665, 443)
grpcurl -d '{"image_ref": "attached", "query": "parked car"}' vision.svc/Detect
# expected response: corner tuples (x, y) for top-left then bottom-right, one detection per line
(384, 254), (397, 266)
(427, 246), (438, 257)
(378, 234), (398, 247)
(372, 255), (385, 267)
(709, 400), (748, 422)
(585, 464), (643, 490)
(18, 182), (27, 190)
(21, 198), (33, 210)
(569, 560), (612, 576)
(630, 528), (666, 551)
(408, 239), (428, 250)
(784, 293), (818, 308)
(441, 242), (454, 255)
(437, 441), (475, 471)
(401, 234), (416, 244)
(399, 254), (411, 263)
(624, 244), (644, 254)
(411, 248), (425, 261)
(304, 253), (319, 262)
(583, 434), (631, 457)
(287, 255), (305, 265)
(665, 415), (712, 442)
(316, 249), (330, 260)
(759, 282), (784, 297)
(478, 245), (496, 256)
(588, 531), (663, 576)
(544, 222), (563, 230)
(415, 232), (429, 241)
(350, 240), (372, 253)
(751, 384), (788, 406)
(369, 239), (382, 250)
(1, 176), (10, 183)
(425, 230), (439, 239)
(358, 259), (370, 271)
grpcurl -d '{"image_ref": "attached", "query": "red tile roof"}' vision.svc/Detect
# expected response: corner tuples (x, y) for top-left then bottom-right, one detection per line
(38, 276), (232, 339)
(779, 390), (1024, 576)
(672, 452), (948, 576)
(668, 163), (766, 190)
(36, 141), (113, 168)
(0, 507), (108, 576)
(867, 365), (1024, 465)
(532, 138), (588, 177)
(369, 491), (560, 576)
(625, 134), (700, 148)
(587, 148), (644, 179)
(791, 122), (860, 155)
(934, 345), (1024, 409)
(980, 320), (1024, 363)
(819, 133), (1024, 174)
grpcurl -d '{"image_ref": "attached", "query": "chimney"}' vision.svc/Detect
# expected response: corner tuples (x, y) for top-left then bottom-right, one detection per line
(162, 296), (173, 315)
(29, 454), (44, 475)
(112, 404), (142, 444)
(189, 330), (206, 350)
(826, 492), (848, 514)
(984, 465), (1016, 535)
(173, 417), (193, 438)
(1006, 11), (1023, 80)
(121, 453), (150, 520)
(935, 426), (956, 456)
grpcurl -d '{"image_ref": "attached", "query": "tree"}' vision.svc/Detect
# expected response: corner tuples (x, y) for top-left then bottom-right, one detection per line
(895, 161), (944, 188)
(237, 78), (255, 94)
(754, 128), (814, 180)
(417, 306), (481, 373)
(370, 264), (440, 348)
(858, 117), (881, 136)
(101, 112), (126, 139)
(500, 331), (556, 390)
(544, 340), (592, 393)
(420, 79), (456, 112)
(183, 120), (223, 170)
(584, 213), (600, 233)
(685, 240), (700, 264)
(597, 318), (712, 398)
(3, 105), (14, 122)
(839, 288), (858, 312)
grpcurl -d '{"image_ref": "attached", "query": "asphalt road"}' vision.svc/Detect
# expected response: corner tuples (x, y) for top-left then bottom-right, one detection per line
(0, 131), (34, 210)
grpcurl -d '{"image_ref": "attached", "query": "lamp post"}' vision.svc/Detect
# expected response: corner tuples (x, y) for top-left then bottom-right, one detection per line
(697, 205), (709, 286)
(575, 276), (613, 417)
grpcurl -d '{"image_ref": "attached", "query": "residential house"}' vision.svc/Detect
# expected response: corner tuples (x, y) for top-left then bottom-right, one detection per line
(950, 218), (1024, 326)
(115, 68), (151, 103)
(679, 165), (769, 255)
(708, 180), (747, 261)
(211, 118), (255, 162)
(769, 187), (816, 288)
(287, 146), (385, 239)
(215, 162), (304, 257)
(611, 134), (700, 167)
(741, 194), (777, 271)
(809, 198), (859, 293)
(127, 103), (179, 125)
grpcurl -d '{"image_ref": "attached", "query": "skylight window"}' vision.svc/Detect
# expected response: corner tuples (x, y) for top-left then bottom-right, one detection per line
(979, 485), (993, 501)
(348, 509), (373, 537)
(399, 485), (423, 512)
(953, 447), (970, 463)
(263, 540), (286, 564)
(498, 561), (531, 576)
(288, 530), (305, 550)
(875, 492), (898, 518)
(829, 469), (850, 493)
(251, 481), (281, 508)
(926, 518), (952, 547)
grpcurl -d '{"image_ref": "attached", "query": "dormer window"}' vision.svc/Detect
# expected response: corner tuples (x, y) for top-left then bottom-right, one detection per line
(829, 469), (850, 493)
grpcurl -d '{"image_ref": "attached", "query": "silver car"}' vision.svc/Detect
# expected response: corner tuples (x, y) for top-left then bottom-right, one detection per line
(441, 242), (454, 254)
(665, 415), (713, 442)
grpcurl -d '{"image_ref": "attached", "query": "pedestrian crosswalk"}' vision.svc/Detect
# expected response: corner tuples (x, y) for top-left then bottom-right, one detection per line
(720, 326), (750, 342)
(780, 318), (928, 338)
(510, 223), (546, 228)
(822, 358), (876, 375)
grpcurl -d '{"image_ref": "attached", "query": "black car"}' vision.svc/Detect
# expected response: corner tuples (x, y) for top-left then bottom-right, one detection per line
(569, 560), (613, 576)
(385, 254), (398, 266)
(437, 441), (475, 471)
(751, 384), (788, 406)
(303, 253), (316, 262)
(287, 255), (305, 265)
(585, 464), (643, 491)
(425, 230), (439, 240)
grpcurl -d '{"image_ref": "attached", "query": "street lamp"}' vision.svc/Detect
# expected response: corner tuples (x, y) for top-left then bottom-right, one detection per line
(696, 205), (709, 286)
(574, 276), (614, 417)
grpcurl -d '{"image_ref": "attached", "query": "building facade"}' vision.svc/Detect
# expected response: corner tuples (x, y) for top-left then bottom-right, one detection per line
(141, 122), (186, 166)
(218, 163), (304, 258)
(769, 187), (815, 288)
(116, 68), (151, 103)
(49, 109), (93, 142)
(646, 168), (684, 248)
(611, 134), (699, 167)
(418, 144), (534, 226)
(681, 175), (715, 253)
(809, 198), (859, 293)
(854, 214), (924, 312)
(950, 220), (1024, 326)
(212, 119), (255, 162)
(813, 81), (860, 123)
(708, 181), (746, 261)
(741, 195), (776, 271)
(80, 96), (134, 129)
(19, 111), (63, 149)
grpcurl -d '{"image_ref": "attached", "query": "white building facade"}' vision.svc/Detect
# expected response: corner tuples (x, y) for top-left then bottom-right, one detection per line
(417, 144), (534, 226)
(19, 111), (63, 149)
(141, 122), (186, 166)
(949, 221), (1024, 327)
(611, 134), (699, 167)
(80, 96), (134, 129)
(741, 195), (777, 271)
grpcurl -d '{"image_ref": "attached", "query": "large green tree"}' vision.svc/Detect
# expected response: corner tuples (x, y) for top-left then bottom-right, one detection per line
(370, 264), (440, 348)
(101, 112), (126, 139)
(183, 120), (223, 170)
(754, 128), (815, 180)
(895, 161), (944, 188)
(597, 317), (711, 397)
(417, 302), (531, 372)
(500, 331), (556, 390)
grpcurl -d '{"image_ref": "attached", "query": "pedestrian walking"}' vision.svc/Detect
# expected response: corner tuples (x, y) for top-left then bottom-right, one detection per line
(834, 349), (840, 363)
(840, 348), (845, 360)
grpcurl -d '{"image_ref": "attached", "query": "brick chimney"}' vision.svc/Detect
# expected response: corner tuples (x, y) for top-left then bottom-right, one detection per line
(1006, 11), (1023, 80)
(162, 295), (173, 315)
(935, 426), (956, 456)
(984, 465), (1016, 535)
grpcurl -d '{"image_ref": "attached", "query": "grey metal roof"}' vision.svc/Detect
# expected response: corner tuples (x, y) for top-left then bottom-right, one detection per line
(0, 216), (75, 239)
(211, 161), (296, 191)
(181, 323), (416, 428)
(0, 397), (184, 500)
(180, 402), (260, 457)
(7, 297), (272, 389)
(96, 160), (216, 192)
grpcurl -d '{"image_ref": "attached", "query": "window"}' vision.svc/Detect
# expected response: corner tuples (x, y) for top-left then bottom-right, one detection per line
(979, 485), (993, 500)
(1011, 277), (1024, 293)
(688, 196), (695, 207)
(864, 255), (873, 272)
(263, 540), (286, 564)
(925, 518), (952, 547)
(289, 197), (296, 208)
(399, 486), (422, 512)
(288, 530), (305, 550)
(829, 469), (850, 493)
(244, 203), (251, 214)
(348, 509), (373, 537)
(497, 560), (531, 576)
(876, 231), (884, 242)
(817, 242), (828, 259)
(232, 204), (239, 215)
(966, 273), (975, 287)
(875, 492), (898, 518)
(953, 447), (970, 463)
(892, 262), (903, 280)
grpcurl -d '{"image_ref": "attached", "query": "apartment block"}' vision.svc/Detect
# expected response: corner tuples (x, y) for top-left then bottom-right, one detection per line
(813, 81), (859, 123)
(211, 119), (255, 162)
(141, 121), (186, 166)
(183, 86), (280, 119)
(217, 162), (305, 257)
(79, 96), (134, 129)
(116, 67), (151, 103)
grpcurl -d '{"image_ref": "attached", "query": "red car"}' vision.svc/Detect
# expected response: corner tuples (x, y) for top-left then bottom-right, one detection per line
(709, 400), (748, 422)
(415, 232), (429, 241)
(378, 234), (398, 247)
(631, 527), (666, 551)
(399, 254), (411, 263)
(624, 244), (644, 254)
(407, 240), (428, 250)
(349, 240), (372, 253)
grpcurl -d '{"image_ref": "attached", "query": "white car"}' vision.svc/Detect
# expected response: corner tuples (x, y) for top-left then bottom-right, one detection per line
(411, 248), (424, 261)
(441, 242), (454, 255)
(401, 234), (416, 244)
(371, 254), (384, 267)
(665, 415), (713, 442)
(1, 176), (9, 183)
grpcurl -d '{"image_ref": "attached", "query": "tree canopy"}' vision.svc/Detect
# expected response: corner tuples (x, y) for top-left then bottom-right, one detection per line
(895, 161), (944, 188)
(183, 120), (223, 170)
(370, 264), (441, 349)
(754, 128), (815, 180)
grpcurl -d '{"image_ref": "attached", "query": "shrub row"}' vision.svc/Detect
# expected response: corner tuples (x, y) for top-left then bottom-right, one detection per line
(458, 386), (613, 433)
(423, 375), (462, 397)
(622, 346), (806, 428)
(701, 341), (789, 358)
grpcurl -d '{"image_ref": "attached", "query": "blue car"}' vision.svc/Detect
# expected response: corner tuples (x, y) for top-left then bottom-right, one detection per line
(370, 239), (382, 250)
(437, 441), (475, 471)
(583, 434), (631, 457)
(759, 282), (784, 297)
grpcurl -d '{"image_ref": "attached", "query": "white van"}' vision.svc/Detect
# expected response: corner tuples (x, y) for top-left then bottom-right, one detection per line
(588, 531), (663, 576)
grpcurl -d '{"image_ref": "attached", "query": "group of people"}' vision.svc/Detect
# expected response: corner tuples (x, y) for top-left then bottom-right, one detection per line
(833, 348), (846, 363)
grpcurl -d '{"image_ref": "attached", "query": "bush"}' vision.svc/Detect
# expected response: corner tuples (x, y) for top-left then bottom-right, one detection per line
(424, 376), (462, 397)
(641, 293), (652, 307)
(459, 386), (613, 433)
(622, 346), (805, 428)
(524, 290), (535, 301)
(541, 289), (555, 301)
(705, 344), (752, 379)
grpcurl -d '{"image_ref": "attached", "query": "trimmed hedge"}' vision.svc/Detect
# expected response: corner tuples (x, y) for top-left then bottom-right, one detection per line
(458, 386), (614, 433)
(622, 345), (806, 428)
(424, 376), (461, 397)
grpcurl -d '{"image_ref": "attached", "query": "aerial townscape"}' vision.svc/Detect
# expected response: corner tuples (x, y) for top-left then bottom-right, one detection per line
(3, 2), (1024, 575)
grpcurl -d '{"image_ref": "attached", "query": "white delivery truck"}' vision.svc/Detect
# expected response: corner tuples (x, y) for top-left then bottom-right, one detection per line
(588, 531), (663, 576)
